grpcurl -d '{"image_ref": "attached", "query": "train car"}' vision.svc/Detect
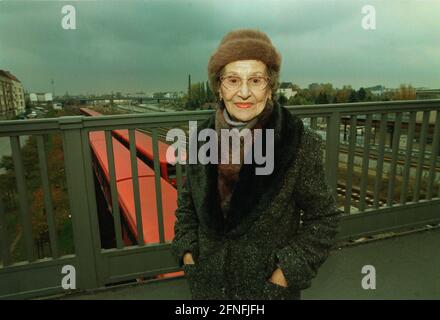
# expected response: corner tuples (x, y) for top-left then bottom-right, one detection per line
(113, 129), (181, 186)
(80, 107), (103, 117)
(81, 108), (182, 279)
(80, 107), (182, 186)
(88, 131), (178, 244)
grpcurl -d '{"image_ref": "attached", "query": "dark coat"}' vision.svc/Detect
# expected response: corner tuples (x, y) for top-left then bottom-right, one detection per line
(171, 102), (340, 300)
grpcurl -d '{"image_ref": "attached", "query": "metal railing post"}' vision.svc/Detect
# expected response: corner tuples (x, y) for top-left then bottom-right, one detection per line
(326, 111), (341, 198)
(60, 116), (99, 290)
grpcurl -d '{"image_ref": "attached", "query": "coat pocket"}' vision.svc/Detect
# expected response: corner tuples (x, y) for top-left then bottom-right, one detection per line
(183, 263), (197, 274)
(263, 281), (300, 300)
(184, 264), (209, 300)
(183, 264), (199, 296)
(264, 280), (288, 300)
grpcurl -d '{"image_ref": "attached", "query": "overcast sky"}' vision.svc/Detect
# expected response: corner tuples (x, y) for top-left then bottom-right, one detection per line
(0, 0), (439, 95)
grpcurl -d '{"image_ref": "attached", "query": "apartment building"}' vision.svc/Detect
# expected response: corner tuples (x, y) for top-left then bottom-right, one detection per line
(0, 70), (26, 115)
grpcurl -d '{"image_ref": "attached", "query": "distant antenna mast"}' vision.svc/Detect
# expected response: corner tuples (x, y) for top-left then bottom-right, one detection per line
(51, 79), (55, 99)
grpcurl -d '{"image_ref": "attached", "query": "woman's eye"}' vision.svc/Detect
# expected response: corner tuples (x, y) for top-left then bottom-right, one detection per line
(251, 78), (261, 84)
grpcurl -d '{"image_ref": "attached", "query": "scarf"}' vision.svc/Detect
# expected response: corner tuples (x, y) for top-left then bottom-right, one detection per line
(215, 100), (274, 219)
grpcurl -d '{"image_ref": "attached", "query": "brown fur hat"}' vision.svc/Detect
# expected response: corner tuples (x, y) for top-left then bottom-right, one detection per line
(208, 29), (282, 99)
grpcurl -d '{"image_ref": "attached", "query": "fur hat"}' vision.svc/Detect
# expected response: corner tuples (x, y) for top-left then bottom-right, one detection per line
(208, 29), (282, 99)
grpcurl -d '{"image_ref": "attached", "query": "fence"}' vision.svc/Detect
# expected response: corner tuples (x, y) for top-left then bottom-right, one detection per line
(0, 99), (439, 299)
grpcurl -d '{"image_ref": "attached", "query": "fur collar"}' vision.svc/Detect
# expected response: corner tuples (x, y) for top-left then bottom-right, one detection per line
(187, 101), (304, 239)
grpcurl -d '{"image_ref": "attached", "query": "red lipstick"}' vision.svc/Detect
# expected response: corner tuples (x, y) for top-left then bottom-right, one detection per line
(234, 103), (253, 109)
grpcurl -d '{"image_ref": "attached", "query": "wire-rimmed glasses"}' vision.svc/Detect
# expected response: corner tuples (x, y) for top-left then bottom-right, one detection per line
(220, 75), (270, 91)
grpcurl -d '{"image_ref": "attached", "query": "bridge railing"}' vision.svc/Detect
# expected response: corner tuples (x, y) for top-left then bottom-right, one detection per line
(286, 99), (440, 239)
(0, 99), (439, 299)
(0, 110), (214, 299)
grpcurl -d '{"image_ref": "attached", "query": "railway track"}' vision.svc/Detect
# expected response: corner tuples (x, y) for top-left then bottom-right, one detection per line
(130, 125), (428, 209)
(137, 126), (440, 177)
(138, 126), (189, 144)
(336, 182), (386, 207)
(338, 144), (440, 173)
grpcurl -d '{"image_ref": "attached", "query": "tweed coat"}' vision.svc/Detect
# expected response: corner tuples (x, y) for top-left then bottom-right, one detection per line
(171, 101), (340, 300)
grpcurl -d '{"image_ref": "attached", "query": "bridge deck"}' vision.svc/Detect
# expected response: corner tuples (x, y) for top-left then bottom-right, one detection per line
(60, 228), (440, 300)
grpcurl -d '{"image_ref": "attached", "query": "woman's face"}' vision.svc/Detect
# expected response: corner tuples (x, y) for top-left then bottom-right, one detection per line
(219, 60), (271, 122)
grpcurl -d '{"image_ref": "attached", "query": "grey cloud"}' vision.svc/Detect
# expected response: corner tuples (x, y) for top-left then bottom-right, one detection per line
(0, 0), (439, 94)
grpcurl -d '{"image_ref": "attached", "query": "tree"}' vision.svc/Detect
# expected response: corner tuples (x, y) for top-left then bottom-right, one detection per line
(349, 90), (358, 102)
(334, 85), (352, 103)
(278, 94), (288, 106)
(31, 186), (69, 237)
(0, 172), (17, 206)
(357, 87), (367, 101)
(393, 84), (416, 100)
(308, 83), (322, 103)
(205, 81), (213, 102)
(321, 83), (335, 103)
(317, 92), (329, 104)
(200, 82), (206, 104)
(0, 126), (71, 258)
(287, 88), (314, 105)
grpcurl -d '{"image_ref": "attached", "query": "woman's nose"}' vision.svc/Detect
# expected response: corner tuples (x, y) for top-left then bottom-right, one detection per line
(237, 82), (251, 99)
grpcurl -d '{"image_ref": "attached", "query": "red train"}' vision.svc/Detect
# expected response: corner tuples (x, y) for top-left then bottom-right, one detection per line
(88, 131), (177, 243)
(80, 107), (182, 279)
(79, 107), (181, 186)
(113, 129), (179, 186)
(79, 108), (102, 117)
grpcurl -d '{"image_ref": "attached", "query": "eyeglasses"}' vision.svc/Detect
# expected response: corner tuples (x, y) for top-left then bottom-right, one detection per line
(220, 75), (270, 91)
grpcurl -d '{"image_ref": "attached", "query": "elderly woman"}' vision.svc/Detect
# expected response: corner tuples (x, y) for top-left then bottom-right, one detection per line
(171, 29), (339, 300)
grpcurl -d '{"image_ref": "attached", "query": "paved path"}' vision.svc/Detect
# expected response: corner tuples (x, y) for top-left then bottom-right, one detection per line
(64, 229), (440, 300)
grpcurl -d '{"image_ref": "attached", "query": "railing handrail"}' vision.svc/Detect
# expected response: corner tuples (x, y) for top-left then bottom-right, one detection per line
(2, 99), (440, 134)
(0, 110), (214, 135)
(285, 98), (440, 115)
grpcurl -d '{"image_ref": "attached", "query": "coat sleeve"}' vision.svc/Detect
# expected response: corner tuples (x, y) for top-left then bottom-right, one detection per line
(171, 173), (200, 267)
(274, 129), (340, 290)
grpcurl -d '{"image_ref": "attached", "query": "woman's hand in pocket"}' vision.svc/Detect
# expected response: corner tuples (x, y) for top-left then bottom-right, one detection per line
(183, 252), (195, 265)
(269, 268), (288, 287)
